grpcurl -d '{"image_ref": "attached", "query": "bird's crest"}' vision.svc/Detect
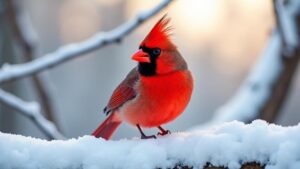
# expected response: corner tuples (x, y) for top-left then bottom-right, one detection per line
(141, 15), (175, 49)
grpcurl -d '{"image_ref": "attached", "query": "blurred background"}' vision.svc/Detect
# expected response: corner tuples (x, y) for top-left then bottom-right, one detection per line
(0, 0), (299, 140)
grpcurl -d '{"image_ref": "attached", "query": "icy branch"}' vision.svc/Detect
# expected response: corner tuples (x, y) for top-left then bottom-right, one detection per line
(0, 89), (64, 140)
(274, 0), (299, 56)
(202, 0), (300, 126)
(8, 0), (39, 50)
(0, 0), (173, 83)
(0, 120), (299, 169)
(6, 0), (59, 128)
(205, 32), (282, 125)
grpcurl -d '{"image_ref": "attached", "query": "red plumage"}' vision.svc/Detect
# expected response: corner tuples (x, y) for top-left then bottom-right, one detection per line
(92, 113), (121, 140)
(141, 15), (174, 49)
(105, 69), (138, 113)
(92, 15), (193, 140)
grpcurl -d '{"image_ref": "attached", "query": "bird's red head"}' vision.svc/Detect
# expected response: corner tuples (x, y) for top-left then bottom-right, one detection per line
(140, 15), (175, 50)
(132, 15), (187, 76)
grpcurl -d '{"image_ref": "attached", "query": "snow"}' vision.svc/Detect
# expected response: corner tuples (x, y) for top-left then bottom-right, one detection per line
(1, 120), (300, 169)
(0, 89), (64, 139)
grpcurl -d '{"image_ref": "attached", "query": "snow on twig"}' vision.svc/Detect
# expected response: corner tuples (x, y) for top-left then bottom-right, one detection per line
(199, 0), (300, 127)
(0, 89), (64, 139)
(274, 0), (299, 56)
(205, 32), (282, 125)
(11, 0), (39, 49)
(0, 0), (173, 83)
(0, 120), (299, 169)
(7, 0), (60, 128)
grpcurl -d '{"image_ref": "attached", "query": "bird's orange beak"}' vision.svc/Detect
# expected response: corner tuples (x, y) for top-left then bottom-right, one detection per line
(131, 50), (150, 63)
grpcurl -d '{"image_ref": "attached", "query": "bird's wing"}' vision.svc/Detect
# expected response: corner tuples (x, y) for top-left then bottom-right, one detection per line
(103, 68), (139, 115)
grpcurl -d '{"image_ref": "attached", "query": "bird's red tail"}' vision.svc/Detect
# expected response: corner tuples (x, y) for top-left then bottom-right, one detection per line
(92, 113), (121, 140)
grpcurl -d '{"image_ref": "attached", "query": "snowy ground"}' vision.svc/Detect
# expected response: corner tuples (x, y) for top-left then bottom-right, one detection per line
(0, 120), (299, 169)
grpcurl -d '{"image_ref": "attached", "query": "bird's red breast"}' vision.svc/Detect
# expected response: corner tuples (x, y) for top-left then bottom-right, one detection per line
(119, 69), (193, 127)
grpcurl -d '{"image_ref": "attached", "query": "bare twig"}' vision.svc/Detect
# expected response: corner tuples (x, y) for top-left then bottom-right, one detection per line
(0, 0), (173, 83)
(6, 0), (59, 128)
(0, 88), (64, 139)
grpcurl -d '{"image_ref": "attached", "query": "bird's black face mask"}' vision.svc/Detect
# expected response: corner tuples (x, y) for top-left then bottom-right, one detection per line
(138, 46), (161, 76)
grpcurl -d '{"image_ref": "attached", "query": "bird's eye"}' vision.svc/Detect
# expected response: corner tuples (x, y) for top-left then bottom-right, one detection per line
(152, 48), (161, 56)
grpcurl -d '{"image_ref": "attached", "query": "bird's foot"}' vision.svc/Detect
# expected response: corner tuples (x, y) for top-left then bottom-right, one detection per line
(137, 124), (157, 139)
(157, 126), (171, 136)
(141, 134), (157, 139)
(157, 130), (171, 136)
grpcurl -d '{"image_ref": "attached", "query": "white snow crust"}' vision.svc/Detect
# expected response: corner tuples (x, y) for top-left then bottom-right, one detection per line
(0, 120), (299, 169)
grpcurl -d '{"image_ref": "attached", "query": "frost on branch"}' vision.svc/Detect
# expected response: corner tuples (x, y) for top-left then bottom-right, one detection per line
(0, 89), (63, 140)
(204, 0), (300, 126)
(0, 0), (173, 83)
(0, 120), (299, 169)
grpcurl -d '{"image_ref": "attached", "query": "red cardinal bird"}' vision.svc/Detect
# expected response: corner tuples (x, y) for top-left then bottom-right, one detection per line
(92, 16), (193, 140)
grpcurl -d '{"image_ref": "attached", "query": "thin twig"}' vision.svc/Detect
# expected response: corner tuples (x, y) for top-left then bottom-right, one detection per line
(273, 0), (298, 56)
(6, 0), (59, 129)
(274, 0), (288, 47)
(0, 88), (64, 139)
(0, 0), (173, 83)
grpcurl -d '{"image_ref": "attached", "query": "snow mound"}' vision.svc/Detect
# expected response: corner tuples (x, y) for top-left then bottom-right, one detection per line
(0, 120), (300, 169)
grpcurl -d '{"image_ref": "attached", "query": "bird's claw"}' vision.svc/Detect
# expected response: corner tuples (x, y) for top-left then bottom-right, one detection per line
(141, 134), (157, 139)
(157, 130), (171, 136)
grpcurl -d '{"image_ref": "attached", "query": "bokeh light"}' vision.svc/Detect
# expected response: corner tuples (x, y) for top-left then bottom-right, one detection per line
(59, 0), (101, 43)
(171, 0), (225, 42)
(92, 0), (122, 6)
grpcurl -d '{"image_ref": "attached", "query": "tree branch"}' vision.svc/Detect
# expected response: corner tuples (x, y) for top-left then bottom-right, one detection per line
(0, 88), (64, 139)
(0, 0), (173, 84)
(202, 0), (300, 126)
(273, 0), (299, 56)
(5, 0), (60, 129)
(257, 0), (300, 122)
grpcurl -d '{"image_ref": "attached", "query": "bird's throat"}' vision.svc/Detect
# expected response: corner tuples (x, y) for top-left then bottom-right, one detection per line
(138, 62), (156, 76)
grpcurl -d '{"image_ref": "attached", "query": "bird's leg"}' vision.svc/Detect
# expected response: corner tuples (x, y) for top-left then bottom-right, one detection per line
(136, 124), (156, 139)
(157, 126), (171, 136)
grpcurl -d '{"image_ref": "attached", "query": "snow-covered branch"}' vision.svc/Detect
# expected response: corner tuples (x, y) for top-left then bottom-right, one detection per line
(203, 0), (300, 126)
(274, 0), (299, 56)
(7, 0), (39, 52)
(0, 89), (64, 140)
(205, 32), (282, 125)
(0, 0), (173, 84)
(6, 0), (59, 128)
(0, 120), (299, 169)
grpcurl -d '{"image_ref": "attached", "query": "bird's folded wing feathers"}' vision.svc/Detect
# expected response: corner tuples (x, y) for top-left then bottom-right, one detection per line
(104, 68), (139, 114)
